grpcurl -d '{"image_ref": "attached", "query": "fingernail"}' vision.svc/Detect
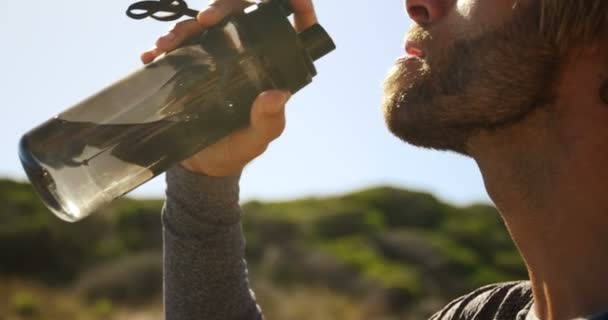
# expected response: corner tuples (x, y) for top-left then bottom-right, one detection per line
(279, 91), (292, 102)
(160, 32), (176, 43)
(197, 6), (215, 19)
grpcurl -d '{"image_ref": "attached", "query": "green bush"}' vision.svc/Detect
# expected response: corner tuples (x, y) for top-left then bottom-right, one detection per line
(10, 291), (41, 317)
(76, 251), (162, 305)
(345, 187), (446, 229)
(89, 299), (114, 318)
(320, 237), (421, 298)
(315, 209), (385, 238)
(0, 179), (163, 284)
(493, 250), (527, 276)
(115, 205), (162, 251)
(468, 266), (514, 288)
(440, 205), (513, 261)
(372, 230), (443, 269)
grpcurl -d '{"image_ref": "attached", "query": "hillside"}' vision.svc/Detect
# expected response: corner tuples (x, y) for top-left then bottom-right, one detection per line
(0, 179), (526, 320)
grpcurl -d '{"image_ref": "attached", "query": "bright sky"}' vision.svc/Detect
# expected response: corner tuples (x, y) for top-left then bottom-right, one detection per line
(1, 1), (490, 205)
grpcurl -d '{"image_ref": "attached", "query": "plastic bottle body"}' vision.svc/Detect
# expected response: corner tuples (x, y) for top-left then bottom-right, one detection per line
(19, 21), (273, 222)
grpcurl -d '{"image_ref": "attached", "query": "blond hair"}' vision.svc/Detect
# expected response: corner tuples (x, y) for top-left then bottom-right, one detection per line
(540, 1), (607, 49)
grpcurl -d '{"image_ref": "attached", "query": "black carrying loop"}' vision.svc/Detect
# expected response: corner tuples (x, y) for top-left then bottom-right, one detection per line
(127, 0), (199, 21)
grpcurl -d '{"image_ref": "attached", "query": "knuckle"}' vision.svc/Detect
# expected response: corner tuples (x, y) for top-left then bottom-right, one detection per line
(154, 38), (167, 49)
(249, 141), (269, 157)
(209, 0), (255, 14)
(172, 19), (197, 32)
(269, 122), (286, 140)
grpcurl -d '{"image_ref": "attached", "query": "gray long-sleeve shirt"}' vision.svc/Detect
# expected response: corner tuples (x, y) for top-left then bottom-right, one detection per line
(163, 165), (263, 320)
(162, 165), (538, 320)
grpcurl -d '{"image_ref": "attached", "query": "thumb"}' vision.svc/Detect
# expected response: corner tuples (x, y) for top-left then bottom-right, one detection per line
(250, 90), (291, 141)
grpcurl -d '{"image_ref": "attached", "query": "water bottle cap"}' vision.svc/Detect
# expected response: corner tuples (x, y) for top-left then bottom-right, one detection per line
(239, 0), (335, 92)
(274, 0), (294, 16)
(299, 24), (336, 62)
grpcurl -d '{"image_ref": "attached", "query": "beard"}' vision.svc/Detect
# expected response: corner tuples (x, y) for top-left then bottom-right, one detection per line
(382, 5), (559, 155)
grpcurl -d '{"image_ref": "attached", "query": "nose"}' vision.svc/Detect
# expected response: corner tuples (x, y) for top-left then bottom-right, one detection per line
(405, 0), (451, 26)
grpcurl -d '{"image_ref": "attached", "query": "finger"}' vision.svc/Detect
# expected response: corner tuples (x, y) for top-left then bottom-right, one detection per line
(179, 91), (289, 176)
(156, 19), (203, 52)
(291, 0), (318, 31)
(200, 90), (289, 164)
(196, 1), (253, 28)
(215, 91), (289, 164)
(250, 90), (290, 141)
(196, 5), (229, 28)
(141, 48), (161, 64)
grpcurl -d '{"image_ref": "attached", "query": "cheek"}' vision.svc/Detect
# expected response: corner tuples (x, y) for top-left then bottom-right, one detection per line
(455, 0), (476, 19)
(450, 0), (520, 36)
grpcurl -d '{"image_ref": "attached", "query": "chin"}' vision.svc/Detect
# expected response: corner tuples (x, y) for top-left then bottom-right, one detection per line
(381, 59), (473, 155)
(383, 105), (473, 155)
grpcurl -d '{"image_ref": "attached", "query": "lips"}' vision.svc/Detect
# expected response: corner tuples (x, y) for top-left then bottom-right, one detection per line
(405, 40), (426, 59)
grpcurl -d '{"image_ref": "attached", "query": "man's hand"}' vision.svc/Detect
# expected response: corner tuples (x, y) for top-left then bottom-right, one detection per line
(140, 0), (317, 177)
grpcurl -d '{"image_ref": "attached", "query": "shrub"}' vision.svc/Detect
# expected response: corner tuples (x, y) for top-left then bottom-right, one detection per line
(315, 209), (385, 238)
(89, 299), (114, 318)
(346, 187), (446, 229)
(372, 230), (443, 270)
(468, 266), (514, 288)
(320, 237), (421, 299)
(493, 250), (527, 276)
(76, 251), (162, 305)
(10, 291), (41, 317)
(425, 233), (480, 274)
(115, 205), (162, 251)
(440, 205), (514, 261)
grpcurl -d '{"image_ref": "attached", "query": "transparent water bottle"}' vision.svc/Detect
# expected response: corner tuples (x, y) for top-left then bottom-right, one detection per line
(19, 0), (335, 222)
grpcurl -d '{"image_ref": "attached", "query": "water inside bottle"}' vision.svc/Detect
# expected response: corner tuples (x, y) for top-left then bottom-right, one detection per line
(20, 40), (268, 222)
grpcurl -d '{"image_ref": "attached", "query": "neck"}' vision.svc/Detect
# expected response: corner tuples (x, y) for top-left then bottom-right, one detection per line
(468, 93), (608, 320)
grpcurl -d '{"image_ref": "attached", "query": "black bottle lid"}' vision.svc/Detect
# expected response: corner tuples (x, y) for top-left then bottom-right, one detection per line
(268, 0), (336, 61)
(299, 24), (336, 62)
(273, 0), (294, 16)
(239, 0), (335, 92)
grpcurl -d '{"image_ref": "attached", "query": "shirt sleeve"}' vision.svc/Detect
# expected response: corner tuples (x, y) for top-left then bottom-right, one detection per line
(162, 165), (263, 320)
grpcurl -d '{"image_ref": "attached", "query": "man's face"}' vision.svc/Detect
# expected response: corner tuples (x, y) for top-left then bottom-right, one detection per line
(382, 0), (559, 154)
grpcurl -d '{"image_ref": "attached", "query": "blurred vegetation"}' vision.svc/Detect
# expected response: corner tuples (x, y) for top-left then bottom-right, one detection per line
(0, 179), (526, 319)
